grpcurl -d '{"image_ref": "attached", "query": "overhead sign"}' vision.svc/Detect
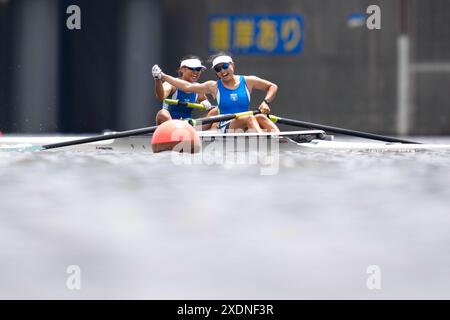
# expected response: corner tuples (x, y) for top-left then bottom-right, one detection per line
(208, 14), (304, 55)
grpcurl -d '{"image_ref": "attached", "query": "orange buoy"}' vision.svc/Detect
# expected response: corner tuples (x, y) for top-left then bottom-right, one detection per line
(151, 120), (200, 153)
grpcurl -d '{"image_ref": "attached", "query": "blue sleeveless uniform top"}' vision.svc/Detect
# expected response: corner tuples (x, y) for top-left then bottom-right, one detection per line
(216, 76), (250, 114)
(163, 89), (198, 119)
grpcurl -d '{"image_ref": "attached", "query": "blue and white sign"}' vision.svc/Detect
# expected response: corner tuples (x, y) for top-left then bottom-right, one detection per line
(209, 14), (304, 55)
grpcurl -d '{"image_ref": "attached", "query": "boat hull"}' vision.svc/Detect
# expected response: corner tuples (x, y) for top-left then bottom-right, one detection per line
(0, 130), (325, 153)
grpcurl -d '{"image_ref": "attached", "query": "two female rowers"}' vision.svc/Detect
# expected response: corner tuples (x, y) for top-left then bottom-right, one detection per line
(153, 53), (279, 133)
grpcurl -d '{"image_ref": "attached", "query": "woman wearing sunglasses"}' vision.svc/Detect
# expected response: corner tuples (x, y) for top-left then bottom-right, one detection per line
(153, 55), (212, 125)
(152, 53), (279, 133)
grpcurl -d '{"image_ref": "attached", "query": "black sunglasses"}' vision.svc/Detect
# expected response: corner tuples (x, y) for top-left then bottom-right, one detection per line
(213, 63), (230, 73)
(185, 66), (203, 72)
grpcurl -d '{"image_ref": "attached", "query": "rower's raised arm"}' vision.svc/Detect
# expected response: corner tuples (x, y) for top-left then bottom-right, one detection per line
(152, 64), (215, 96)
(154, 80), (174, 101)
(162, 72), (215, 96)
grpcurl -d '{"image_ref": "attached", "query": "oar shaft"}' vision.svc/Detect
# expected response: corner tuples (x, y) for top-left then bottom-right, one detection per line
(164, 99), (205, 110)
(42, 111), (259, 150)
(42, 126), (159, 150)
(269, 115), (421, 144)
(188, 110), (260, 126)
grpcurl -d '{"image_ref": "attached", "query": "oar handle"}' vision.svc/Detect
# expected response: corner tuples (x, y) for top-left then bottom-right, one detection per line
(269, 115), (421, 144)
(164, 99), (206, 110)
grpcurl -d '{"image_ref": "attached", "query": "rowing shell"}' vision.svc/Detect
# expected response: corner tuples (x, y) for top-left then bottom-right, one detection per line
(0, 130), (326, 153)
(1, 130), (449, 152)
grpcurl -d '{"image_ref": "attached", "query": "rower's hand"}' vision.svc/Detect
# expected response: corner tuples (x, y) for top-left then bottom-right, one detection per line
(152, 64), (162, 80)
(259, 101), (271, 114)
(200, 99), (214, 111)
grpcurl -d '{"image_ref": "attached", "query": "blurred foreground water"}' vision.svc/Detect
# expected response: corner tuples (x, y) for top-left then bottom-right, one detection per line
(0, 137), (450, 299)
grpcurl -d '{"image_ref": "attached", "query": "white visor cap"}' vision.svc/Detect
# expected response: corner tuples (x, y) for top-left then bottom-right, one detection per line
(212, 55), (233, 68)
(180, 58), (206, 70)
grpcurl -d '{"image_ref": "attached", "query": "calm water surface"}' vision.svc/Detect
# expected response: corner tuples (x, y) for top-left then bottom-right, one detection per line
(1, 137), (450, 299)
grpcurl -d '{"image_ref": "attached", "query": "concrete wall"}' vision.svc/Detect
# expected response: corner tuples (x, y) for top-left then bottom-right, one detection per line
(162, 0), (450, 134)
(0, 1), (11, 133)
(58, 0), (162, 132)
(161, 0), (399, 133)
(411, 0), (450, 135)
(0, 0), (449, 134)
(1, 0), (59, 133)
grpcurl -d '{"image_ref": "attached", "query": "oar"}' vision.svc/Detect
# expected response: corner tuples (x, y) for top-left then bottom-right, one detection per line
(268, 115), (421, 144)
(188, 110), (259, 127)
(6, 110), (260, 152)
(164, 99), (206, 110)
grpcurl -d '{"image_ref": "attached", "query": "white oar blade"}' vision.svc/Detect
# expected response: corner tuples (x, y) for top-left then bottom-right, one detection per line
(0, 144), (44, 152)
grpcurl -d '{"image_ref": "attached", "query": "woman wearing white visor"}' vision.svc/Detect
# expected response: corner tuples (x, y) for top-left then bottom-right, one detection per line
(152, 53), (279, 133)
(153, 55), (212, 125)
